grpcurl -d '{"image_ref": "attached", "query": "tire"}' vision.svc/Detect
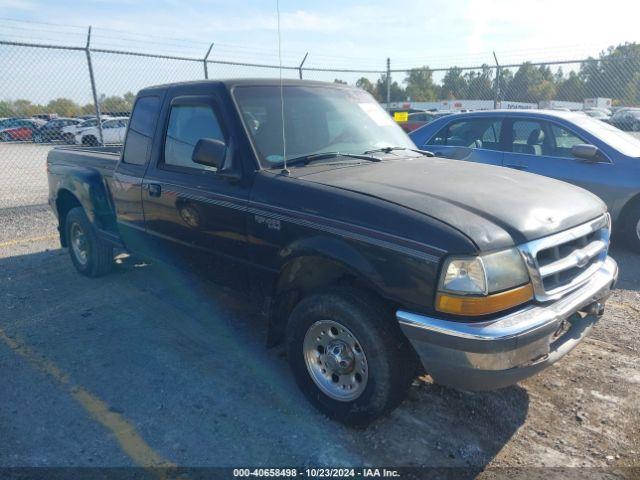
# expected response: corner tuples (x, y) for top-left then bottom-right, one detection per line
(0, 133), (10, 142)
(65, 207), (113, 277)
(83, 135), (99, 146)
(63, 133), (75, 144)
(623, 202), (640, 253)
(286, 287), (417, 425)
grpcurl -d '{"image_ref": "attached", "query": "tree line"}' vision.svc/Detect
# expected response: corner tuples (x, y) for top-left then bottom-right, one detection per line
(2, 42), (639, 118)
(0, 92), (136, 118)
(351, 43), (640, 105)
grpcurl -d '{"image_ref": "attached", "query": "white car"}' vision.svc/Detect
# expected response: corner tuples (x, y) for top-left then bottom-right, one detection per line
(76, 117), (128, 145)
(61, 116), (111, 144)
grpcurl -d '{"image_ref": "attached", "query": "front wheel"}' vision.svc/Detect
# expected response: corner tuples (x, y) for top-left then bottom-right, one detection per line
(83, 135), (99, 146)
(65, 207), (113, 277)
(286, 287), (417, 425)
(623, 203), (640, 253)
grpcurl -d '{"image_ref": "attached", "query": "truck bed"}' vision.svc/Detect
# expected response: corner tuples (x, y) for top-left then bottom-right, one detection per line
(47, 146), (122, 178)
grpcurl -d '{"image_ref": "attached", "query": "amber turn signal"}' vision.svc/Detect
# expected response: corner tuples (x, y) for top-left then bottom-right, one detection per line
(436, 283), (534, 316)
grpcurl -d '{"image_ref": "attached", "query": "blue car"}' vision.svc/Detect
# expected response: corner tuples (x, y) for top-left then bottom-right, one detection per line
(409, 109), (640, 251)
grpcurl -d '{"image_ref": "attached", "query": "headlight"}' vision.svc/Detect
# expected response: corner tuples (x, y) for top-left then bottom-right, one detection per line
(436, 248), (532, 316)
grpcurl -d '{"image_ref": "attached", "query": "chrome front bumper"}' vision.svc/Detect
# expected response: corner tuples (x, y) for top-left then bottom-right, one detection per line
(396, 256), (618, 391)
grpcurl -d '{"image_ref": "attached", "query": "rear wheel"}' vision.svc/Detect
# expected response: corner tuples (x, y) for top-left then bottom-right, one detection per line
(0, 132), (10, 142)
(65, 207), (113, 277)
(286, 287), (417, 425)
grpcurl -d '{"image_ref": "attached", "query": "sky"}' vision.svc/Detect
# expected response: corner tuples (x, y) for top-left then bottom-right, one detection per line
(1, 0), (639, 102)
(2, 0), (640, 68)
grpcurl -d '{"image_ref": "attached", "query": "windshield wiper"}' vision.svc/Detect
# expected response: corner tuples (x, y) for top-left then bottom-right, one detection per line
(270, 151), (381, 169)
(363, 146), (434, 157)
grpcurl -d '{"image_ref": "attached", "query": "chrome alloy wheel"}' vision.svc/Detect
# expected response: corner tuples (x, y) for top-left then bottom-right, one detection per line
(70, 222), (89, 266)
(636, 218), (640, 242)
(303, 319), (368, 401)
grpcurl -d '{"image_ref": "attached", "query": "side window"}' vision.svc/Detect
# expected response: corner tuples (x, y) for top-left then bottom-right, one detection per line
(426, 118), (502, 150)
(511, 120), (547, 156)
(425, 125), (447, 146)
(549, 124), (587, 158)
(164, 104), (224, 171)
(122, 96), (160, 166)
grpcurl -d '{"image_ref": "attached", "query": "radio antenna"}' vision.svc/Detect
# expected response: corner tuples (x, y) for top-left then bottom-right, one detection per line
(276, 0), (288, 175)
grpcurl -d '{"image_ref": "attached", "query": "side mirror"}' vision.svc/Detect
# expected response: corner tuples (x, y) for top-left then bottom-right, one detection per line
(571, 143), (603, 162)
(193, 138), (227, 170)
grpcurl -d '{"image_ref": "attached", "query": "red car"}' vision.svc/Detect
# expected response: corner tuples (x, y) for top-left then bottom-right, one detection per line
(398, 111), (437, 133)
(0, 119), (46, 141)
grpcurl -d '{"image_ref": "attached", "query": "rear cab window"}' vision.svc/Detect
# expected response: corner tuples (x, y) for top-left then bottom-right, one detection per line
(122, 95), (161, 166)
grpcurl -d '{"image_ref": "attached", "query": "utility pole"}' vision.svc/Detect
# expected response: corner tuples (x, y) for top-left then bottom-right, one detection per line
(298, 52), (308, 80)
(493, 51), (501, 109)
(85, 26), (103, 145)
(386, 57), (391, 111)
(203, 43), (214, 79)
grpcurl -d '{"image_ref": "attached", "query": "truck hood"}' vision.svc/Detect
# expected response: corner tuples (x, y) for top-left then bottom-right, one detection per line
(294, 157), (607, 251)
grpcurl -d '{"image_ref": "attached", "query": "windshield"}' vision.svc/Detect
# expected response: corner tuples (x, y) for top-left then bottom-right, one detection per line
(81, 119), (98, 128)
(233, 85), (414, 168)
(573, 115), (640, 157)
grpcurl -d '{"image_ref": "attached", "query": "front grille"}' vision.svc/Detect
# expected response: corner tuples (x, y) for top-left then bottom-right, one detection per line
(519, 215), (610, 302)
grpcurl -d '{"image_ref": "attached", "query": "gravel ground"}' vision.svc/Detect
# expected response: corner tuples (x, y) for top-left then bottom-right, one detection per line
(0, 205), (638, 478)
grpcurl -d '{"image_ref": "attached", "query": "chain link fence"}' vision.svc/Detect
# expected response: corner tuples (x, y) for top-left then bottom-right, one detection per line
(1, 37), (639, 208)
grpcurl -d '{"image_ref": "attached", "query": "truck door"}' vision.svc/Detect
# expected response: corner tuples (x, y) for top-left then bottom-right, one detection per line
(141, 94), (251, 292)
(111, 95), (162, 253)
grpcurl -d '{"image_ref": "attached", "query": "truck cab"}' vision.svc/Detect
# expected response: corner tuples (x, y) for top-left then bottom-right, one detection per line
(47, 80), (618, 425)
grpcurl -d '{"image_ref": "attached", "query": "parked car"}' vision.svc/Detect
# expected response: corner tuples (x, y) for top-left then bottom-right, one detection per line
(388, 107), (427, 116)
(410, 109), (640, 250)
(32, 113), (59, 121)
(609, 108), (640, 131)
(76, 117), (128, 145)
(61, 116), (111, 144)
(399, 111), (438, 133)
(33, 118), (84, 143)
(47, 79), (618, 424)
(584, 109), (611, 122)
(0, 118), (46, 141)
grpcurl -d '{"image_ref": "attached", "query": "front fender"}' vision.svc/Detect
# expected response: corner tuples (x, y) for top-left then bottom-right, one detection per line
(277, 235), (385, 295)
(276, 233), (440, 314)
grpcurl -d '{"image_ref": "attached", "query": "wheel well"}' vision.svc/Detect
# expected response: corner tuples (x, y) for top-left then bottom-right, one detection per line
(266, 255), (388, 347)
(55, 190), (82, 247)
(618, 193), (640, 232)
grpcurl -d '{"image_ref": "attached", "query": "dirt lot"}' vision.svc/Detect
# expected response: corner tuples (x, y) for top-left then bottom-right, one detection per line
(0, 205), (638, 478)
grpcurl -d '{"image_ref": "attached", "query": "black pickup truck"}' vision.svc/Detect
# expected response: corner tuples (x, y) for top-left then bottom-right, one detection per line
(47, 79), (618, 424)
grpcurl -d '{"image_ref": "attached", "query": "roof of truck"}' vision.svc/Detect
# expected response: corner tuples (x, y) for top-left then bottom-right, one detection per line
(138, 78), (353, 94)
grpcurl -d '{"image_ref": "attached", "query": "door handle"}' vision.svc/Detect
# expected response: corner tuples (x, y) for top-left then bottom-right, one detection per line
(147, 183), (161, 197)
